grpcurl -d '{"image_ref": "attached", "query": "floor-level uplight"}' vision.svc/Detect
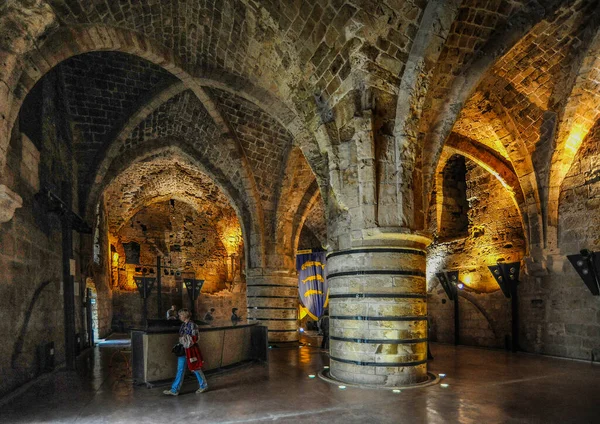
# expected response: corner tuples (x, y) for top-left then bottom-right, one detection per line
(440, 383), (449, 388)
(323, 366), (329, 369)
(392, 389), (401, 393)
(338, 385), (346, 390)
(308, 374), (316, 378)
(439, 373), (446, 378)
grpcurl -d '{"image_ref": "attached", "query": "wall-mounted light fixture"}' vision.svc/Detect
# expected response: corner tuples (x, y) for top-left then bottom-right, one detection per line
(436, 271), (459, 301)
(487, 261), (520, 352)
(436, 271), (460, 345)
(567, 249), (600, 296)
(133, 276), (156, 327)
(487, 262), (520, 299)
(183, 278), (204, 318)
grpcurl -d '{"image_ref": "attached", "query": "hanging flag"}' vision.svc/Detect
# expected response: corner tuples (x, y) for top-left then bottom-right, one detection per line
(296, 250), (328, 320)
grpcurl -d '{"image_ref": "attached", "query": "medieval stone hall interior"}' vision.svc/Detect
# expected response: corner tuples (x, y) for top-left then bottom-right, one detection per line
(1, 0), (600, 423)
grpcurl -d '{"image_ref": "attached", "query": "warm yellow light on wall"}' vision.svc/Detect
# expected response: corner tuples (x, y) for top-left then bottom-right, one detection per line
(565, 123), (588, 156)
(125, 264), (138, 291)
(221, 226), (242, 256)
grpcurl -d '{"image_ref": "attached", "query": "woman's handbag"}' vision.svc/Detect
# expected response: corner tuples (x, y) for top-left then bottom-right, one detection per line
(186, 343), (204, 371)
(172, 343), (185, 357)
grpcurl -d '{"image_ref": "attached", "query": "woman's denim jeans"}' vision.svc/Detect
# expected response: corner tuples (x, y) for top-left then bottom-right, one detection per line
(170, 355), (207, 393)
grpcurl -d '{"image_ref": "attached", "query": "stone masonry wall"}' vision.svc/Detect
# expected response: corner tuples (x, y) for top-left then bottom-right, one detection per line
(92, 203), (112, 339)
(108, 200), (243, 328)
(520, 121), (600, 360)
(298, 225), (323, 251)
(114, 201), (232, 292)
(0, 70), (81, 398)
(112, 289), (247, 330)
(428, 159), (525, 349)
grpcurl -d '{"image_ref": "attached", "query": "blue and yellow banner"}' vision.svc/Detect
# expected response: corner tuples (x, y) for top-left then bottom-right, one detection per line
(296, 251), (328, 320)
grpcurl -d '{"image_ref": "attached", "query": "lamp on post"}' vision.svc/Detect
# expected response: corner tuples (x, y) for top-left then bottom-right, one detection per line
(487, 261), (520, 352)
(183, 278), (204, 319)
(134, 276), (156, 327)
(567, 249), (600, 295)
(436, 271), (461, 345)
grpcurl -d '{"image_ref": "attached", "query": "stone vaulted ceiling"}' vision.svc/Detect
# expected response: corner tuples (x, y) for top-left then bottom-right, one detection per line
(102, 152), (236, 233)
(2, 0), (600, 267)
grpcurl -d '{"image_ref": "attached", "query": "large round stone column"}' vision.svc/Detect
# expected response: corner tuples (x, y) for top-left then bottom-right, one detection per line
(327, 236), (429, 386)
(246, 270), (298, 343)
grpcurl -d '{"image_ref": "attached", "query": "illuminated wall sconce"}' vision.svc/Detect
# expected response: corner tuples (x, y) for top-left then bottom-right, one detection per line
(183, 278), (204, 318)
(133, 276), (156, 327)
(436, 270), (460, 345)
(436, 270), (460, 301)
(437, 270), (478, 294)
(487, 261), (521, 352)
(487, 262), (520, 299)
(133, 276), (156, 299)
(567, 249), (600, 296)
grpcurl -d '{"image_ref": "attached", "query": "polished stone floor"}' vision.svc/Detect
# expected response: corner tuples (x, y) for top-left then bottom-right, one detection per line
(1, 341), (599, 423)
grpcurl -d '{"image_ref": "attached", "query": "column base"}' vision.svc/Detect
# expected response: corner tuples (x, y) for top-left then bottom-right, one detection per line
(318, 369), (440, 390)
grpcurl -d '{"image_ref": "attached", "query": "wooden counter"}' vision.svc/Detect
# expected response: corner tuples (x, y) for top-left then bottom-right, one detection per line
(131, 320), (268, 386)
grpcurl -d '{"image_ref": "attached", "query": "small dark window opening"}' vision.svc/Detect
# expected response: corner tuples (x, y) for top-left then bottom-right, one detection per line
(440, 155), (469, 238)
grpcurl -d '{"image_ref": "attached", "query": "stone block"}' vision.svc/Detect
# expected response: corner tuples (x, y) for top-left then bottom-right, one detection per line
(331, 360), (375, 376)
(366, 300), (426, 317)
(0, 230), (15, 257)
(330, 300), (367, 316)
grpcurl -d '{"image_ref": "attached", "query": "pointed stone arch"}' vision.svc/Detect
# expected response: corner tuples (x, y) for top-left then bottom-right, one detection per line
(92, 142), (260, 269)
(549, 26), (600, 249)
(1, 23), (329, 197)
(273, 147), (324, 270)
(434, 134), (529, 253)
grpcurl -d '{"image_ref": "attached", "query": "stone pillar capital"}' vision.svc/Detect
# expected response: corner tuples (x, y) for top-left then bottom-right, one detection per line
(0, 184), (22, 224)
(352, 227), (433, 249)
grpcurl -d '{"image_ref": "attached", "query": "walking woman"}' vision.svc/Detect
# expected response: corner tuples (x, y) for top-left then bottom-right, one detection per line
(163, 308), (208, 395)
